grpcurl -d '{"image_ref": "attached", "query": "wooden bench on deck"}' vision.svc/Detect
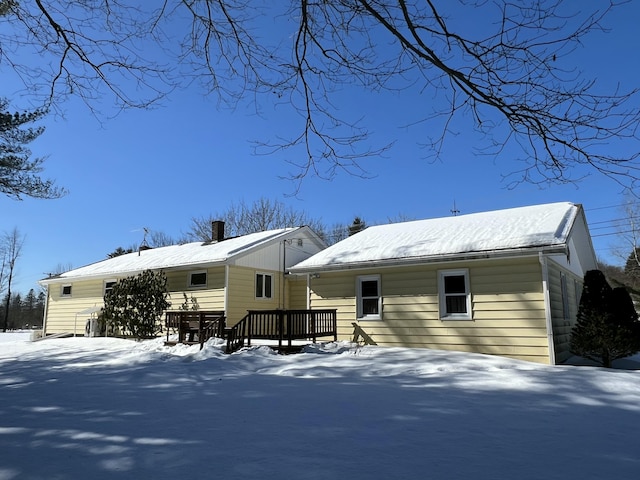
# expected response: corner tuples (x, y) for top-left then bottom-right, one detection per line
(165, 311), (226, 349)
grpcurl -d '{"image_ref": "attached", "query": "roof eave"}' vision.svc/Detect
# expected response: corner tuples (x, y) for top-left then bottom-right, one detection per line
(38, 258), (229, 285)
(289, 244), (568, 274)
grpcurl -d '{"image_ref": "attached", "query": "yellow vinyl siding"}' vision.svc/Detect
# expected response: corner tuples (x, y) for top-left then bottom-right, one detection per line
(164, 267), (225, 311)
(546, 260), (582, 363)
(286, 275), (308, 310)
(44, 279), (106, 335)
(309, 257), (552, 364)
(45, 267), (228, 336)
(226, 266), (282, 326)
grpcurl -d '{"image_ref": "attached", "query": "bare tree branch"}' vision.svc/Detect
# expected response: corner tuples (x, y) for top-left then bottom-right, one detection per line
(1, 0), (639, 188)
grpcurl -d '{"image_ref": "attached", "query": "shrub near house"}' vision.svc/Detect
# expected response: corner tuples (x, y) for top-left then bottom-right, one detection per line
(102, 270), (171, 339)
(570, 270), (640, 367)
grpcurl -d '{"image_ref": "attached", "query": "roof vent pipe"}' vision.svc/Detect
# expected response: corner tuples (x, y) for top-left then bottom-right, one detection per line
(212, 221), (225, 242)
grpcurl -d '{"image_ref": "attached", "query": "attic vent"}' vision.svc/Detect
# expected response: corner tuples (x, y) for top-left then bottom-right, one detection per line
(212, 220), (225, 242)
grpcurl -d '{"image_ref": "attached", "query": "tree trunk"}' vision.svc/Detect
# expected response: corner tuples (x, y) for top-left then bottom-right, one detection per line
(2, 285), (10, 332)
(602, 351), (612, 368)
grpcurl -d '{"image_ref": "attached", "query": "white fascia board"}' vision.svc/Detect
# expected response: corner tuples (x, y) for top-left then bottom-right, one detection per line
(39, 260), (228, 286)
(289, 244), (568, 274)
(224, 228), (300, 265)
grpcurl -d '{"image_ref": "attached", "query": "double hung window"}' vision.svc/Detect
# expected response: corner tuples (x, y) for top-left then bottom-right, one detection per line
(438, 269), (471, 320)
(357, 275), (381, 320)
(256, 273), (273, 299)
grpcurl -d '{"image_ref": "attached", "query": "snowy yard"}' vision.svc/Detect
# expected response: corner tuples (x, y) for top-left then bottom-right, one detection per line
(1, 332), (639, 479)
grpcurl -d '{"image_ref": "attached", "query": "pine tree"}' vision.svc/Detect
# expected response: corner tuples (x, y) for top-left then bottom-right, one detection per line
(570, 270), (640, 367)
(0, 98), (65, 199)
(608, 287), (640, 361)
(348, 217), (366, 236)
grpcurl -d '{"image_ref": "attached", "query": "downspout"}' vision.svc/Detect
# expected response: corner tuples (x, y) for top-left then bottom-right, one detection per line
(539, 252), (556, 365)
(41, 284), (50, 337)
(224, 265), (229, 318)
(282, 240), (286, 310)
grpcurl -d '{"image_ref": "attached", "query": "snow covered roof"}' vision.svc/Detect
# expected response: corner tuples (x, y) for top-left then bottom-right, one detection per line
(290, 202), (582, 272)
(41, 228), (300, 283)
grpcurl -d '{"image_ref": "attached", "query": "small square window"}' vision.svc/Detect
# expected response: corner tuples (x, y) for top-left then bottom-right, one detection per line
(256, 273), (273, 299)
(189, 271), (207, 288)
(61, 285), (72, 297)
(104, 281), (117, 296)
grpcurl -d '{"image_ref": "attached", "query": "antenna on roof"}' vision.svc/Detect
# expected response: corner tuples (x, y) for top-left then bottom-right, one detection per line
(451, 201), (461, 216)
(138, 227), (150, 256)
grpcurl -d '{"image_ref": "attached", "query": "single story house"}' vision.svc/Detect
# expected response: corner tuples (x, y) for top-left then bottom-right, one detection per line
(289, 202), (597, 364)
(39, 223), (326, 336)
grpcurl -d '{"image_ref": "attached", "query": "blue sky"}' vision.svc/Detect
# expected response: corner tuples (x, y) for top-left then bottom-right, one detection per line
(2, 1), (639, 295)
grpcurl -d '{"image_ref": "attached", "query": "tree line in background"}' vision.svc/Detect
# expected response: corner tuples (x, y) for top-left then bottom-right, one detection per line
(0, 288), (45, 330)
(106, 197), (371, 258)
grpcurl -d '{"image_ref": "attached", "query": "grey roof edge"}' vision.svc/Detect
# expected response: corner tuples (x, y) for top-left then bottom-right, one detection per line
(289, 244), (569, 274)
(38, 259), (228, 285)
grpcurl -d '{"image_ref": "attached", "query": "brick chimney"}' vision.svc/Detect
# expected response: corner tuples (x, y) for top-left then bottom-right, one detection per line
(211, 220), (225, 242)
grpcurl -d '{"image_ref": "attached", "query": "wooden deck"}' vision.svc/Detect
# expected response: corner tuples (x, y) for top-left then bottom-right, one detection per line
(225, 309), (338, 353)
(164, 309), (338, 354)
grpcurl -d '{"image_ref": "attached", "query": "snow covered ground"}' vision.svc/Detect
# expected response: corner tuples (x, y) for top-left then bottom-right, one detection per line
(1, 332), (639, 480)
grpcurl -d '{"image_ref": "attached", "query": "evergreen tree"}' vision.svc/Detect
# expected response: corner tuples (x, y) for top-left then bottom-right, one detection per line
(23, 288), (36, 311)
(102, 270), (171, 339)
(9, 292), (22, 329)
(107, 246), (135, 258)
(348, 217), (366, 236)
(571, 270), (640, 368)
(624, 247), (640, 290)
(608, 287), (640, 359)
(0, 98), (65, 200)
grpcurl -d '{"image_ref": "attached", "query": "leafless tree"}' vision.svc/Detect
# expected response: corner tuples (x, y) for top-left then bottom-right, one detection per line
(148, 230), (179, 248)
(612, 199), (640, 262)
(188, 197), (327, 241)
(3, 1), (639, 188)
(608, 196), (640, 291)
(1, 227), (25, 332)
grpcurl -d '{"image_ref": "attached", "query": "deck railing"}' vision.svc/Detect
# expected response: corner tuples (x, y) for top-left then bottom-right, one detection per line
(165, 311), (226, 349)
(225, 309), (337, 354)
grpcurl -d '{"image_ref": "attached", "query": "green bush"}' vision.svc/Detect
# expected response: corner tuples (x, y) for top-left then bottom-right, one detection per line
(570, 270), (640, 367)
(102, 270), (171, 339)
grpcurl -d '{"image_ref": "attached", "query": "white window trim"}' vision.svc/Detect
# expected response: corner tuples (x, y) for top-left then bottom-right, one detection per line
(255, 272), (273, 299)
(104, 279), (118, 296)
(61, 284), (72, 298)
(188, 270), (208, 289)
(438, 269), (472, 321)
(356, 275), (382, 320)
